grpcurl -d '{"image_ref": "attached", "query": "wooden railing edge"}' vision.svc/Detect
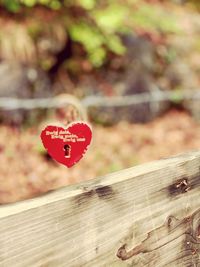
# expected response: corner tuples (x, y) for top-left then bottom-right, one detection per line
(0, 150), (200, 219)
(0, 150), (200, 267)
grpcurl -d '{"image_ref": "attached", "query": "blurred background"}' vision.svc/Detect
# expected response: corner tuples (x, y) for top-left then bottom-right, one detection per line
(0, 0), (200, 204)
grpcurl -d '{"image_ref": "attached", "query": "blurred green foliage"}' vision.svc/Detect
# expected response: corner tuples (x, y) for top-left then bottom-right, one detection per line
(1, 0), (179, 67)
(130, 3), (179, 33)
(170, 89), (184, 104)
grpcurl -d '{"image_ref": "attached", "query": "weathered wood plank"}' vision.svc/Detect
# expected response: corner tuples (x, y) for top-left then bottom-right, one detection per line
(0, 151), (200, 267)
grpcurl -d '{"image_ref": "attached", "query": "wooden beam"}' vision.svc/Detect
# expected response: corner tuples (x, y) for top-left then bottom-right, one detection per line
(0, 151), (200, 267)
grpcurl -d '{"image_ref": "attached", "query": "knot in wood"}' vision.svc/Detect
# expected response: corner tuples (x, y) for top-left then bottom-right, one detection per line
(169, 178), (190, 197)
(175, 179), (189, 192)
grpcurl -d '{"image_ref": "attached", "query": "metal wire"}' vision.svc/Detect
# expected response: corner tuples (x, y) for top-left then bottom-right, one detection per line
(0, 90), (199, 110)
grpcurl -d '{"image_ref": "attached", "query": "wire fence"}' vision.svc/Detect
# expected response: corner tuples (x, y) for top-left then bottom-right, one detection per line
(0, 90), (199, 111)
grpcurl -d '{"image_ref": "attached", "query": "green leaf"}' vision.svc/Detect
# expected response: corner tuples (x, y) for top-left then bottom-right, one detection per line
(107, 35), (126, 55)
(92, 4), (128, 33)
(89, 47), (106, 67)
(21, 0), (37, 7)
(78, 0), (96, 10)
(50, 0), (61, 10)
(3, 0), (20, 12)
(38, 0), (51, 4)
(69, 22), (105, 51)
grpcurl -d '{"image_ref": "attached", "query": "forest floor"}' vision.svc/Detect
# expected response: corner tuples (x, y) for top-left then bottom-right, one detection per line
(0, 109), (199, 204)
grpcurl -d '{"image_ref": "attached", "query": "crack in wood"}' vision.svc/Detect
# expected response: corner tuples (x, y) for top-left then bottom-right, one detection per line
(117, 209), (200, 261)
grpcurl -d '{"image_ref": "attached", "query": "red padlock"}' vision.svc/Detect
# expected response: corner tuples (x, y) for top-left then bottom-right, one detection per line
(40, 121), (92, 168)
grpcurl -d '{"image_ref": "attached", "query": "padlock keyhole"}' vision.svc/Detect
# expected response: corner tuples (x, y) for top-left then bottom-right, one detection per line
(63, 144), (71, 158)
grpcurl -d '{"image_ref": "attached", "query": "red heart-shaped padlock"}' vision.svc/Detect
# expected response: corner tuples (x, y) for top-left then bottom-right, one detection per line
(40, 122), (92, 167)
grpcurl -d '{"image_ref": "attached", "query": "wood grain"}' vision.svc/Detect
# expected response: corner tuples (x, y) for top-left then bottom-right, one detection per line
(0, 151), (200, 267)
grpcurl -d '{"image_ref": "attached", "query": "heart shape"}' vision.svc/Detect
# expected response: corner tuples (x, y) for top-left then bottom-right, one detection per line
(40, 122), (92, 168)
